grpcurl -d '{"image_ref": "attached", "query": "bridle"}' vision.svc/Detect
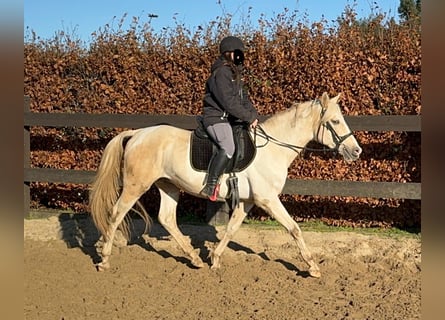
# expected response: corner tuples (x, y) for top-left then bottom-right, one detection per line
(253, 100), (354, 154)
(318, 118), (354, 151)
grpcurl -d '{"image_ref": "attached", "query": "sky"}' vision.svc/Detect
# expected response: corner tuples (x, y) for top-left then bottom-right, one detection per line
(24, 0), (400, 43)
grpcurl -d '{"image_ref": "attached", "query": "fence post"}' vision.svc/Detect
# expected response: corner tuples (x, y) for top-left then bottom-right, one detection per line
(24, 96), (30, 217)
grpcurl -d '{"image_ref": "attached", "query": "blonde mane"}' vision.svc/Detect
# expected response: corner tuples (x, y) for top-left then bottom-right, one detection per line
(262, 100), (318, 134)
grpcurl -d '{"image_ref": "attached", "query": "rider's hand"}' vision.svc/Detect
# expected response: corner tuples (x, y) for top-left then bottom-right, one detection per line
(250, 119), (259, 129)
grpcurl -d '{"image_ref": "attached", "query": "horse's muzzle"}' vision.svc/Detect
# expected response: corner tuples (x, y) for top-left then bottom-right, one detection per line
(340, 144), (362, 162)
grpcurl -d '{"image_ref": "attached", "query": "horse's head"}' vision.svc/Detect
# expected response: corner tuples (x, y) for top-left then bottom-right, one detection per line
(315, 92), (362, 162)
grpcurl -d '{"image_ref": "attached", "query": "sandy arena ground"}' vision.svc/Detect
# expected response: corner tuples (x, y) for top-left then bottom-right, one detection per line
(24, 216), (420, 319)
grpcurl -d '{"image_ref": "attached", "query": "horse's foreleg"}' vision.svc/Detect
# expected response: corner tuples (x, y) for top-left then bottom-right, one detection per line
(156, 181), (205, 268)
(256, 197), (321, 278)
(210, 202), (251, 269)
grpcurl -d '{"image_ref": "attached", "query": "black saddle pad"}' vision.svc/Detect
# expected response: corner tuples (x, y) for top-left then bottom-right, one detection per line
(190, 125), (256, 172)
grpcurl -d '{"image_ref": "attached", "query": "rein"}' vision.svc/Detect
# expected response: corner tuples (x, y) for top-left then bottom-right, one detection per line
(253, 125), (333, 153)
(252, 103), (354, 154)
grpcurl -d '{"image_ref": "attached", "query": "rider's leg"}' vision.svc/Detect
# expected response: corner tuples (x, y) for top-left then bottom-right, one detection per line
(200, 123), (234, 201)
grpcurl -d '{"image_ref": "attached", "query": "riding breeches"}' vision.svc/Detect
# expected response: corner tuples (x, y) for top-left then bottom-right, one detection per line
(205, 122), (235, 158)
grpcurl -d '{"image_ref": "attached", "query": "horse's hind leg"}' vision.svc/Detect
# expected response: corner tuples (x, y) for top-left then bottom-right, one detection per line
(256, 197), (321, 278)
(155, 180), (205, 268)
(97, 187), (143, 271)
(210, 202), (252, 269)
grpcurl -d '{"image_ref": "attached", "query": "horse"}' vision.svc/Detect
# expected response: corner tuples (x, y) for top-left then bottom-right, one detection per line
(89, 92), (362, 278)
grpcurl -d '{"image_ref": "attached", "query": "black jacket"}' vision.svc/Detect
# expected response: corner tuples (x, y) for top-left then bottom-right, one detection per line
(202, 56), (258, 128)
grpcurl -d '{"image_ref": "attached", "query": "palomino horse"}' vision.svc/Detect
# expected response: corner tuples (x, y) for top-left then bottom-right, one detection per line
(89, 92), (362, 278)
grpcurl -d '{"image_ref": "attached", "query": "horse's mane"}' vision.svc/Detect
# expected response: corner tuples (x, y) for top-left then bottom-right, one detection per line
(262, 100), (315, 129)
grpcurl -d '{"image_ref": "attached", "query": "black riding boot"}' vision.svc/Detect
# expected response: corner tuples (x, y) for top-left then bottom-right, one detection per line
(200, 149), (230, 201)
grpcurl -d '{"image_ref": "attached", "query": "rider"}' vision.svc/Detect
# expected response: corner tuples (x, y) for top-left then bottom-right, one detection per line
(200, 36), (259, 201)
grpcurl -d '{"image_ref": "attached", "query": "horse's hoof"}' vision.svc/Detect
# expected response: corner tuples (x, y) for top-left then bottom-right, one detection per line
(210, 256), (221, 270)
(96, 261), (110, 272)
(191, 258), (205, 268)
(308, 267), (321, 278)
(210, 264), (221, 270)
(189, 248), (205, 268)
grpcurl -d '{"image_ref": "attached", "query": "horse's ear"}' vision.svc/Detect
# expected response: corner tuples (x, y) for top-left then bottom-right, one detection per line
(321, 92), (329, 108)
(332, 93), (342, 104)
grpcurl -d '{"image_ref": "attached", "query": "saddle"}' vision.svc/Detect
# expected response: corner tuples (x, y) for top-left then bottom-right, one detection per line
(190, 116), (256, 172)
(190, 116), (257, 208)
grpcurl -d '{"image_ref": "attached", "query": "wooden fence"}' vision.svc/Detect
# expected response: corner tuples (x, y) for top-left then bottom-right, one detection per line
(23, 96), (421, 216)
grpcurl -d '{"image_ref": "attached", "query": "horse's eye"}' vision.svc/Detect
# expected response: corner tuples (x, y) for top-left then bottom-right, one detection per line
(331, 119), (340, 125)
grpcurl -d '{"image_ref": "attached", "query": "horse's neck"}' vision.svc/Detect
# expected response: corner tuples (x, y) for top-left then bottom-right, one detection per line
(261, 105), (315, 166)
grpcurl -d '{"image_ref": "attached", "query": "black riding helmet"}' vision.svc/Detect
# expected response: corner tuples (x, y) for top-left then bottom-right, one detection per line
(219, 36), (245, 65)
(219, 36), (245, 53)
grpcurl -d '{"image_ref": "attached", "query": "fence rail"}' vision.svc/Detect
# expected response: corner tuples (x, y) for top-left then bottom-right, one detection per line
(23, 96), (421, 216)
(24, 110), (421, 132)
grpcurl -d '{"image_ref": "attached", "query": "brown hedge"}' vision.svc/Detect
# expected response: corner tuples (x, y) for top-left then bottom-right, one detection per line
(24, 10), (421, 230)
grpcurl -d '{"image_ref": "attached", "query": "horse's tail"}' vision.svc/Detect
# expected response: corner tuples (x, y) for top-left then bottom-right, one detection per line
(89, 129), (142, 241)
